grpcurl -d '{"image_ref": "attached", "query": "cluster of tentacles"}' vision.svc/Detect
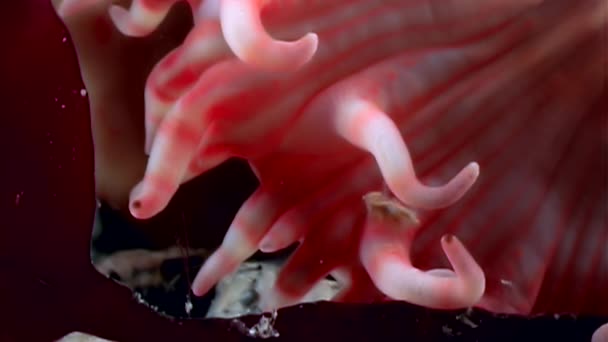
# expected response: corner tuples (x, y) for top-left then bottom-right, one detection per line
(55, 1), (608, 340)
(57, 0), (491, 311)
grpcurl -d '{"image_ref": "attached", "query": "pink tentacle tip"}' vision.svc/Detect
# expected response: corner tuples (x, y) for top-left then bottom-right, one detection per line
(258, 236), (282, 253)
(128, 178), (175, 220)
(397, 160), (481, 210)
(437, 233), (486, 304)
(370, 236), (485, 309)
(128, 181), (153, 219)
(107, 0), (178, 37)
(108, 5), (140, 36)
(108, 4), (161, 37)
(220, 0), (318, 71)
(593, 323), (608, 342)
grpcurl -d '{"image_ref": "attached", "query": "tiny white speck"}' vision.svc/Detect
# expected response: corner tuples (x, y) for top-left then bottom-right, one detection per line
(185, 300), (193, 314)
(62, 37), (67, 43)
(80, 89), (87, 97)
(500, 279), (513, 287)
(456, 313), (479, 328)
(61, 104), (66, 109)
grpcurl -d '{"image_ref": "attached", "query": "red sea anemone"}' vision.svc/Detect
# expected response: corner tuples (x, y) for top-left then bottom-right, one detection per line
(3, 0), (607, 341)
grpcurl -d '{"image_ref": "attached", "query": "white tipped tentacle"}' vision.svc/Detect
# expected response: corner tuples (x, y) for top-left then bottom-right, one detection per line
(360, 194), (486, 309)
(220, 0), (318, 72)
(334, 98), (479, 209)
(108, 0), (175, 37)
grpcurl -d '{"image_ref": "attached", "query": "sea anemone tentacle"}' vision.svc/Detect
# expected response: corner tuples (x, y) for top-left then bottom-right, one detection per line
(593, 323), (608, 342)
(333, 98), (480, 209)
(260, 202), (364, 310)
(53, 0), (606, 332)
(130, 60), (259, 219)
(191, 186), (295, 296)
(360, 192), (486, 309)
(220, 0), (318, 72)
(191, 154), (359, 297)
(108, 0), (176, 37)
(143, 20), (228, 153)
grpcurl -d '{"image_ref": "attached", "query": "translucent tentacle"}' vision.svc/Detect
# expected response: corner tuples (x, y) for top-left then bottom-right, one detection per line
(129, 61), (250, 219)
(191, 187), (288, 296)
(108, 0), (176, 37)
(334, 98), (480, 209)
(593, 324), (608, 342)
(144, 20), (227, 153)
(220, 0), (318, 71)
(360, 192), (486, 309)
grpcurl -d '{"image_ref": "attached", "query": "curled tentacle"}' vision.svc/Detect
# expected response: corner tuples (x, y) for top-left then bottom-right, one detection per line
(334, 98), (480, 209)
(360, 192), (485, 309)
(220, 0), (318, 72)
(108, 0), (176, 37)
